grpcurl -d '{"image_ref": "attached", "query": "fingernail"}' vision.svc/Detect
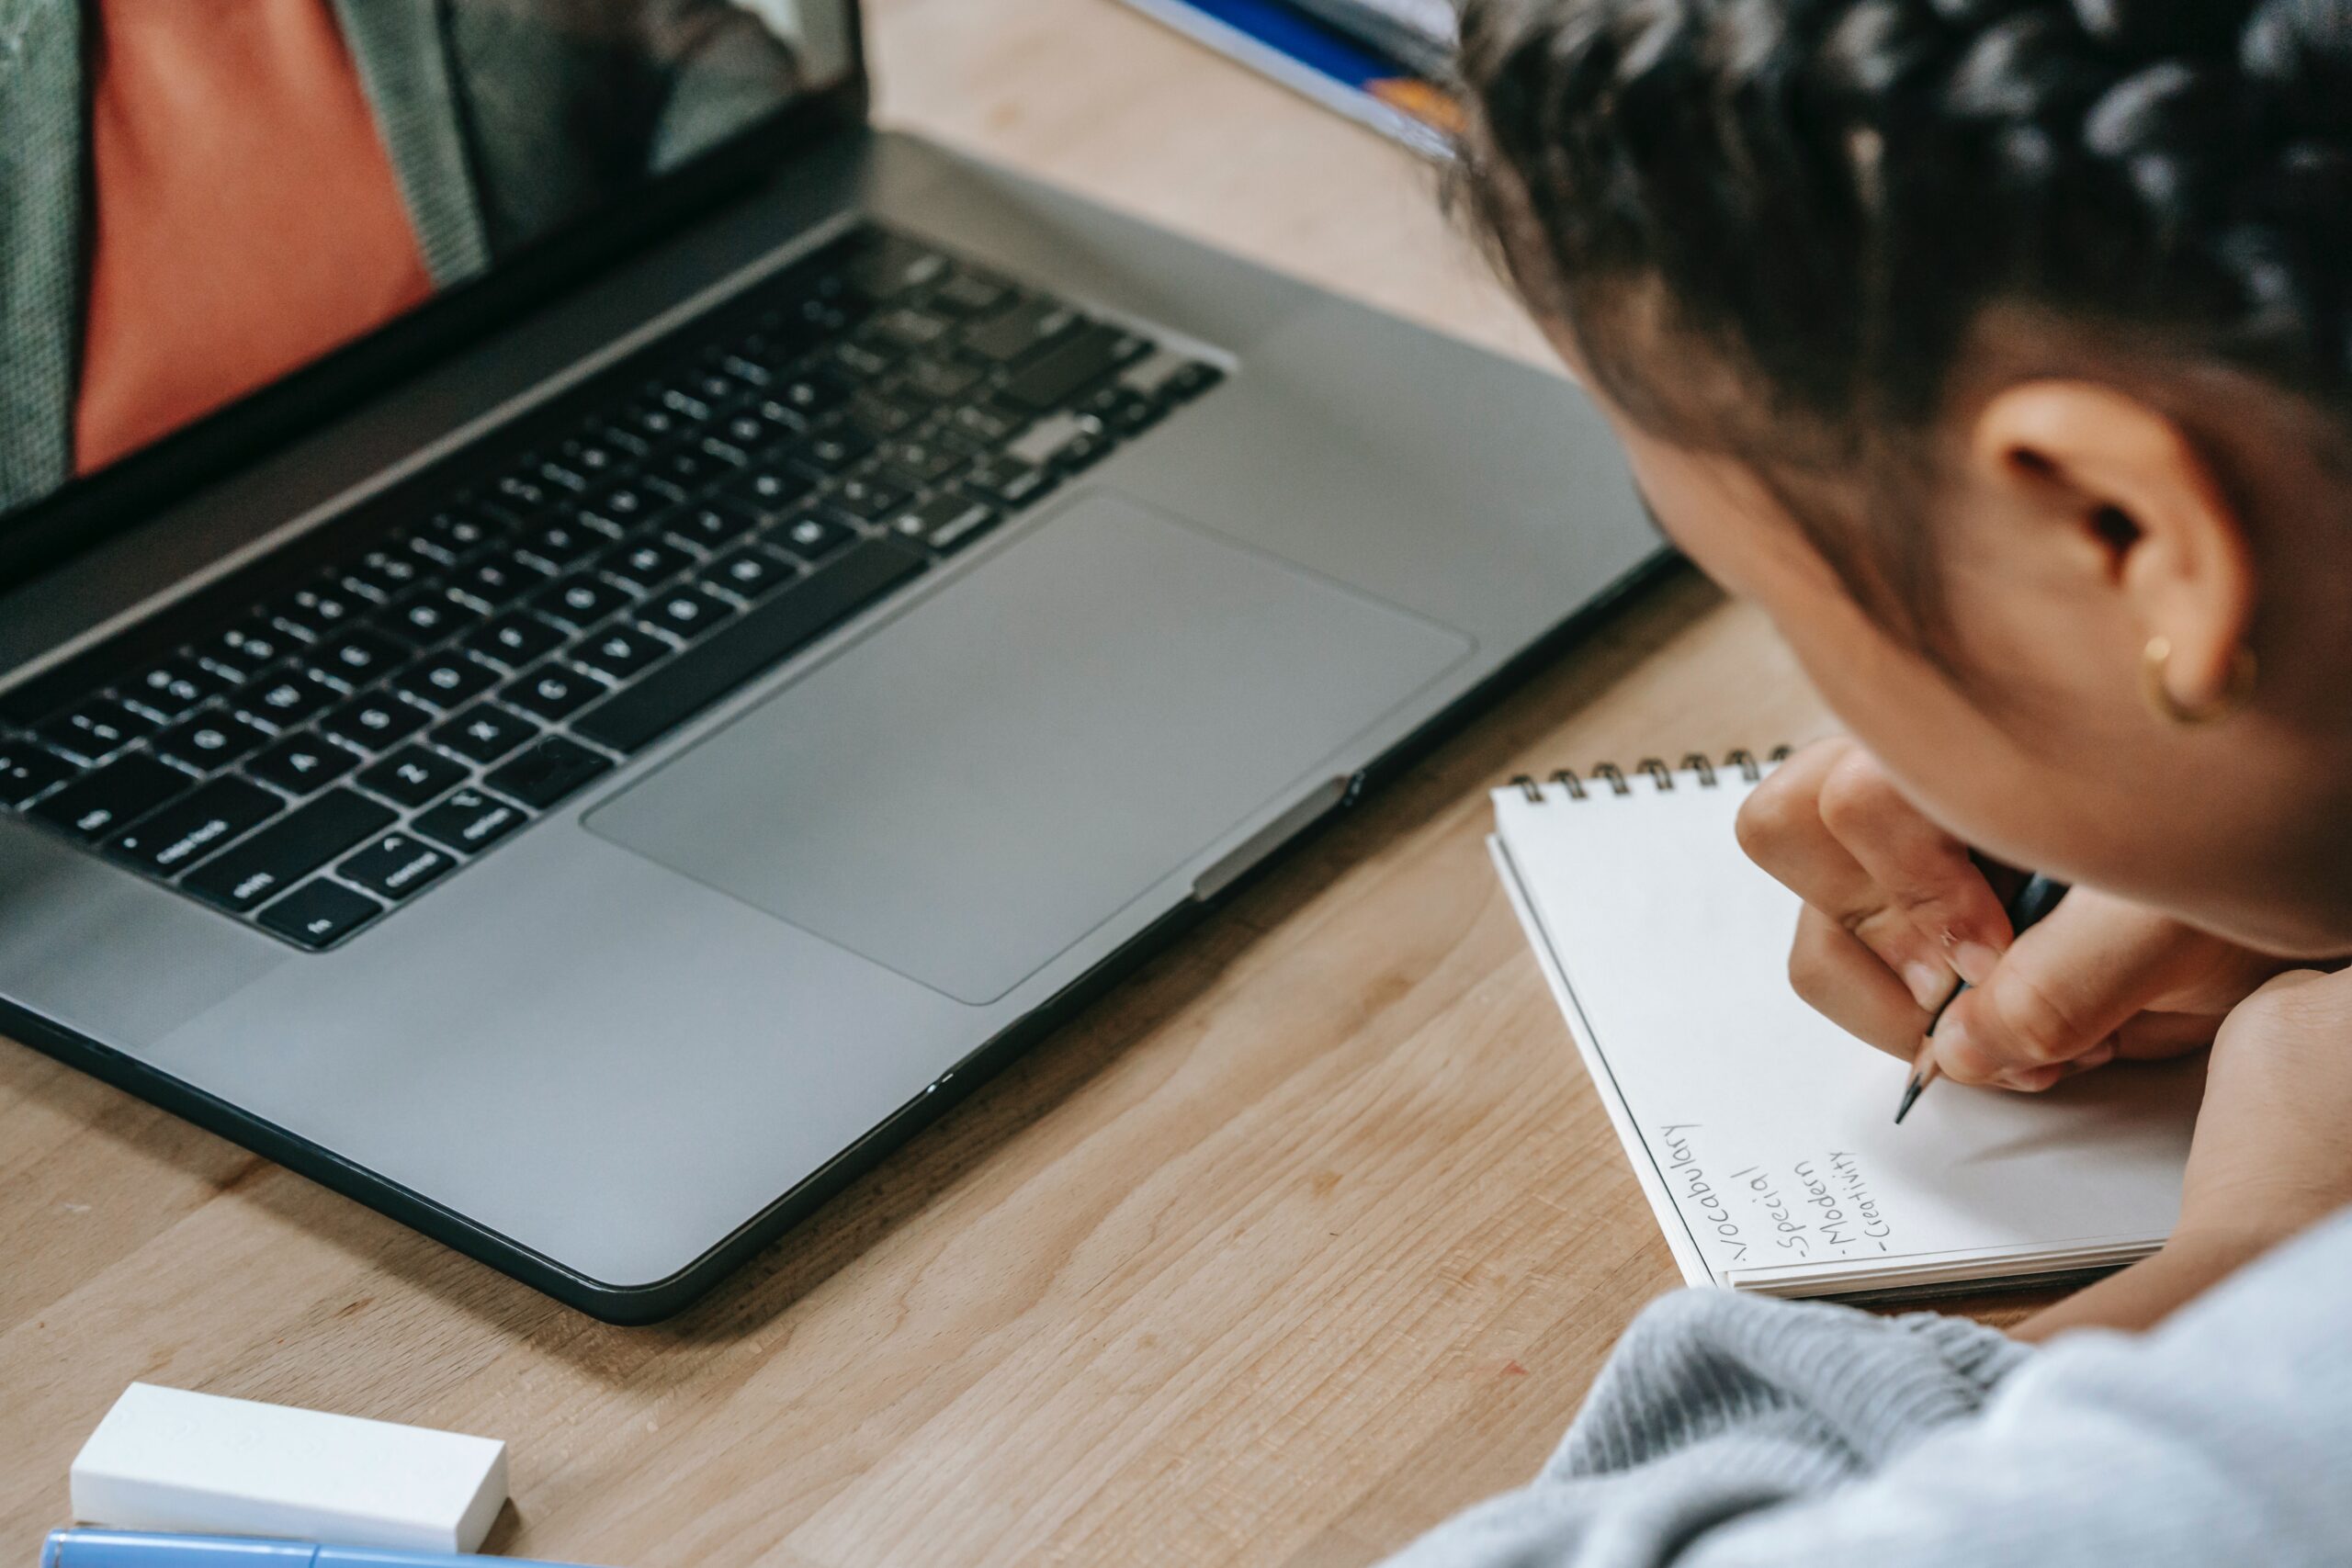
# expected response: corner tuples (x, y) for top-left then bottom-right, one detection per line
(1953, 942), (2002, 987)
(1902, 962), (1951, 1010)
(2076, 1040), (2117, 1071)
(2003, 1065), (2064, 1092)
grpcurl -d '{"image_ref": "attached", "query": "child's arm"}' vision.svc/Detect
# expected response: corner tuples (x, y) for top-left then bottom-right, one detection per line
(1379, 970), (2352, 1568)
(2018, 964), (2352, 1341)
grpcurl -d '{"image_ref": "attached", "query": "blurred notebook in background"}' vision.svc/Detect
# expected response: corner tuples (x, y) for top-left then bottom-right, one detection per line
(1117, 0), (1462, 156)
(1490, 752), (2201, 1299)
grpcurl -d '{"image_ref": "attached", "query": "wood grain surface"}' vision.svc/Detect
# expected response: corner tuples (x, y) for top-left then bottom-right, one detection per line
(0, 4), (2046, 1564)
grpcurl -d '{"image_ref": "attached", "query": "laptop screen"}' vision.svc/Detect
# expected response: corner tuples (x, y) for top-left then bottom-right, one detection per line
(0, 0), (858, 530)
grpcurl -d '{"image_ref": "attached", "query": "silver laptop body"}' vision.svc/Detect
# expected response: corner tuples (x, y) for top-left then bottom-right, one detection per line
(0, 4), (1657, 1319)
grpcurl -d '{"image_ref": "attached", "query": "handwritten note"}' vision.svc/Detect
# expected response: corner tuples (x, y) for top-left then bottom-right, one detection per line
(1494, 772), (2199, 1293)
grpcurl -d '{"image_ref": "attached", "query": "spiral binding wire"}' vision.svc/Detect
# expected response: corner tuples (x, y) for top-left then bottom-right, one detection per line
(1507, 746), (1792, 803)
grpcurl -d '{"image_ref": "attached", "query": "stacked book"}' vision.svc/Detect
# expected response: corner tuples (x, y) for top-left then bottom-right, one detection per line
(1116, 0), (1462, 155)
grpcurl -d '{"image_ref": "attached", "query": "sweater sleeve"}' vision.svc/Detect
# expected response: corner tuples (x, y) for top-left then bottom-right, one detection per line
(1382, 1206), (2352, 1568)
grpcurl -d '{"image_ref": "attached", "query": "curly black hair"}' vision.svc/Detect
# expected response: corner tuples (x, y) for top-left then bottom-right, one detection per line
(1454, 0), (2352, 635)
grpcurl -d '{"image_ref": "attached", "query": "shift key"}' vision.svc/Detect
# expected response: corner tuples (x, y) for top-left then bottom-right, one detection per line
(183, 788), (396, 912)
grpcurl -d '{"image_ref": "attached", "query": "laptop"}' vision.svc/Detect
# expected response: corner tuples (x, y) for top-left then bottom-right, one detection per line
(0, 0), (1658, 1321)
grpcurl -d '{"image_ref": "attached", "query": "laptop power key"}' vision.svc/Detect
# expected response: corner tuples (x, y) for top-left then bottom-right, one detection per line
(571, 535), (924, 753)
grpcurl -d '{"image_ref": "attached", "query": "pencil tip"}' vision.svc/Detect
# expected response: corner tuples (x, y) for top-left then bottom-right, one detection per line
(1894, 1075), (1925, 1125)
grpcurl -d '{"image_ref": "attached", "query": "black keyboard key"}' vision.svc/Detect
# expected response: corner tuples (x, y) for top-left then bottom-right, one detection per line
(959, 298), (1080, 365)
(378, 588), (484, 643)
(639, 585), (736, 642)
(40, 698), (157, 761)
(126, 659), (232, 721)
(246, 732), (362, 794)
(533, 572), (639, 631)
(842, 231), (949, 299)
(826, 337), (898, 381)
(526, 453), (593, 495)
(489, 465), (557, 514)
(664, 502), (760, 552)
(483, 735), (613, 809)
(410, 504), (507, 564)
(356, 745), (469, 807)
(153, 708), (273, 771)
(413, 786), (526, 855)
(866, 304), (954, 351)
(874, 435), (972, 485)
(717, 462), (818, 519)
(827, 473), (909, 522)
(649, 439), (739, 492)
(797, 423), (874, 473)
(716, 403), (802, 453)
(515, 515), (610, 570)
(0, 740), (74, 807)
(701, 545), (797, 600)
(963, 454), (1055, 507)
(240, 667), (341, 728)
(183, 789), (397, 911)
(578, 479), (682, 533)
(311, 627), (414, 687)
(339, 548), (427, 603)
(766, 372), (850, 422)
(106, 775), (283, 875)
(1164, 360), (1223, 400)
(571, 623), (673, 682)
(998, 324), (1134, 412)
(766, 509), (858, 563)
(1084, 386), (1165, 436)
(337, 831), (456, 902)
(319, 691), (433, 750)
(560, 428), (642, 477)
(463, 611), (567, 669)
(600, 539), (694, 592)
(500, 661), (605, 721)
(842, 389), (925, 439)
(431, 703), (542, 764)
(449, 548), (552, 609)
(897, 355), (983, 402)
(575, 536), (924, 752)
(256, 878), (384, 949)
(268, 583), (366, 642)
(198, 618), (298, 682)
(605, 400), (691, 449)
(885, 493), (1000, 554)
(31, 752), (195, 842)
(930, 268), (1012, 317)
(391, 651), (499, 710)
(950, 403), (1026, 446)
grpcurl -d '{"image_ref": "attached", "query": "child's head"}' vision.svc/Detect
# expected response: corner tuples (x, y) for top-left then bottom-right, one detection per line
(1457, 0), (2352, 953)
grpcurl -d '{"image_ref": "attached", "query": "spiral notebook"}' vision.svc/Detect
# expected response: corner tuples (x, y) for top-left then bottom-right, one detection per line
(1490, 752), (2202, 1298)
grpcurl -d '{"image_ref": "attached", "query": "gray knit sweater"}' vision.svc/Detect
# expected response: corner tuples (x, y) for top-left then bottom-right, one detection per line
(1385, 1203), (2352, 1566)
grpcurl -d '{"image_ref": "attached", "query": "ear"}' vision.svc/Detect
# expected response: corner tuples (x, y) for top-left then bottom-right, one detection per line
(1967, 381), (2256, 712)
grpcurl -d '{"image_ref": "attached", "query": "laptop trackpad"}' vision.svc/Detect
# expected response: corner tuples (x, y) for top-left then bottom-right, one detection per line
(584, 491), (1471, 1003)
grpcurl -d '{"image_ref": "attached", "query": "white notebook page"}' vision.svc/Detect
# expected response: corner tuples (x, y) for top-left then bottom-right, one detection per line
(1492, 769), (2199, 1295)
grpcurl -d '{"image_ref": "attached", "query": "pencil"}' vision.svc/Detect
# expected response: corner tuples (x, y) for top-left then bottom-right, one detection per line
(1894, 873), (2071, 1124)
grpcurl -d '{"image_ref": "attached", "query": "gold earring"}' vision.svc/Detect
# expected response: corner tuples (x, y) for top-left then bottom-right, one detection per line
(2142, 636), (2257, 727)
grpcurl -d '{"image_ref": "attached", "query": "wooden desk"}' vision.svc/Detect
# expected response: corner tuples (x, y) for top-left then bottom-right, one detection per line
(0, 4), (2035, 1564)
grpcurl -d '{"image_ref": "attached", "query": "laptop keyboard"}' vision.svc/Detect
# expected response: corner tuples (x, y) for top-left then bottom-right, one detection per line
(0, 224), (1223, 950)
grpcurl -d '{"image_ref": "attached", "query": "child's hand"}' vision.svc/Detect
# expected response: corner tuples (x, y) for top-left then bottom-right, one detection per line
(2176, 968), (2352, 1258)
(1737, 738), (2283, 1089)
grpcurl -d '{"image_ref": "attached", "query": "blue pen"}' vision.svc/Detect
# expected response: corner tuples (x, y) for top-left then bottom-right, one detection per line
(43, 1532), (604, 1568)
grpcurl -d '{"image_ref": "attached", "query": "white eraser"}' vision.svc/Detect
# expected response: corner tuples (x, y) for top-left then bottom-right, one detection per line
(71, 1382), (508, 1552)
